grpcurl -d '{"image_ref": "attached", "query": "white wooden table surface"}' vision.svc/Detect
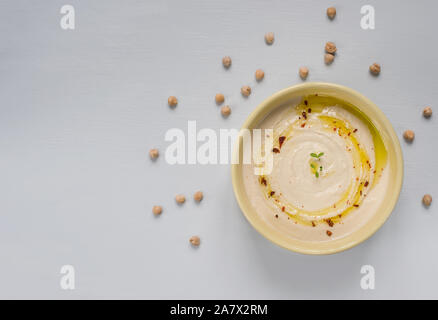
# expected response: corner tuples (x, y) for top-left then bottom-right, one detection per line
(0, 0), (437, 299)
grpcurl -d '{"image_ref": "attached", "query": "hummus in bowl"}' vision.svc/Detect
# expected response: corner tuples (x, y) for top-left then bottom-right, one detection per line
(231, 83), (403, 254)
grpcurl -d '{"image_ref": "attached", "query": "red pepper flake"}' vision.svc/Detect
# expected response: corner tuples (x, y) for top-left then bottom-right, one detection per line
(348, 132), (351, 136)
(364, 181), (369, 187)
(302, 111), (307, 119)
(301, 123), (306, 128)
(333, 127), (337, 131)
(270, 191), (275, 196)
(272, 148), (280, 153)
(326, 219), (334, 227)
(311, 221), (316, 227)
(308, 108), (312, 113)
(275, 214), (278, 218)
(279, 136), (286, 148)
(326, 230), (332, 237)
(360, 190), (363, 195)
(260, 177), (267, 186)
(281, 206), (285, 212)
(353, 204), (359, 207)
(353, 129), (358, 133)
(304, 100), (308, 105)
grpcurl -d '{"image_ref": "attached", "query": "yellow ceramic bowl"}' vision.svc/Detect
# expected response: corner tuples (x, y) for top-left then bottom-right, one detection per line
(231, 82), (403, 255)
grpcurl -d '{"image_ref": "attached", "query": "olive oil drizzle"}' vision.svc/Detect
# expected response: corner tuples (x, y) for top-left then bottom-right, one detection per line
(259, 95), (388, 227)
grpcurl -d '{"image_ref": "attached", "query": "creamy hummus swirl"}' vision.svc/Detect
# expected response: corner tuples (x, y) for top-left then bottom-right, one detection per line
(257, 95), (387, 227)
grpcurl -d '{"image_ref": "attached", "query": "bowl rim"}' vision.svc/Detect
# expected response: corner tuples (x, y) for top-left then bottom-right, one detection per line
(231, 82), (404, 255)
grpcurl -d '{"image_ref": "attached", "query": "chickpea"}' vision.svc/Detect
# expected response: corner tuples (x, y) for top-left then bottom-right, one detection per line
(403, 130), (415, 142)
(221, 105), (231, 117)
(193, 191), (203, 202)
(149, 148), (159, 160)
(423, 194), (432, 207)
(324, 53), (335, 65)
(255, 69), (265, 81)
(175, 194), (186, 204)
(327, 7), (336, 20)
(325, 42), (337, 54)
(264, 32), (274, 45)
(222, 56), (232, 68)
(299, 66), (309, 80)
(215, 93), (225, 105)
(168, 96), (178, 107)
(189, 235), (200, 247)
(423, 106), (432, 118)
(152, 205), (162, 216)
(241, 85), (251, 97)
(369, 63), (381, 76)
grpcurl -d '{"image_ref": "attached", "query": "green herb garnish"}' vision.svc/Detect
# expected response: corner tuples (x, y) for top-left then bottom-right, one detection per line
(311, 152), (324, 159)
(310, 153), (324, 178)
(310, 162), (320, 178)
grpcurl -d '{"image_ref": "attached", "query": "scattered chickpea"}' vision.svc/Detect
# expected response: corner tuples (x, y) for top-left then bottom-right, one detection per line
(324, 53), (335, 65)
(299, 66), (309, 80)
(215, 93), (225, 105)
(327, 7), (336, 20)
(149, 148), (159, 160)
(264, 32), (274, 45)
(241, 85), (251, 97)
(152, 205), (162, 216)
(423, 106), (433, 118)
(369, 63), (381, 76)
(325, 42), (337, 54)
(189, 235), (201, 247)
(194, 191), (204, 202)
(221, 105), (231, 117)
(168, 96), (178, 107)
(255, 69), (265, 81)
(403, 130), (415, 142)
(175, 194), (186, 204)
(423, 194), (432, 207)
(222, 56), (232, 68)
